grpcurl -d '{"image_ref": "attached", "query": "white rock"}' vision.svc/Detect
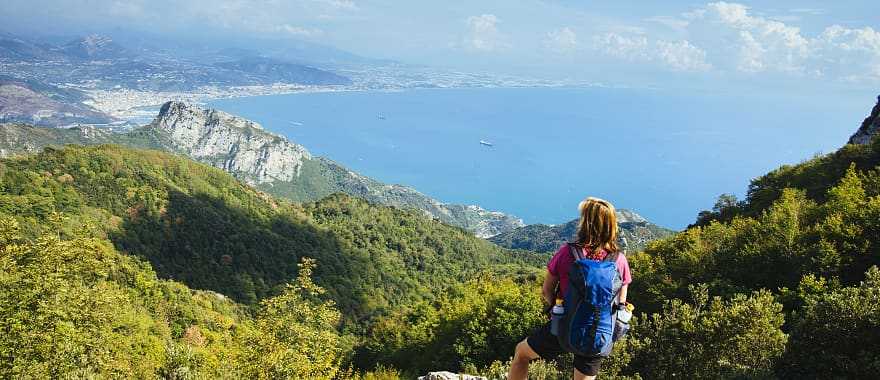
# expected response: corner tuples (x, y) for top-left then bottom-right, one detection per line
(418, 371), (487, 380)
(150, 101), (311, 185)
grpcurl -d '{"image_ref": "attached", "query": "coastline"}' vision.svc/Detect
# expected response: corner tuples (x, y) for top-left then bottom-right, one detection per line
(78, 66), (622, 125)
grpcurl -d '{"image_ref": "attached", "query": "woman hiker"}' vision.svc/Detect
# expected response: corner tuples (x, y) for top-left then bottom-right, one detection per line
(508, 197), (632, 380)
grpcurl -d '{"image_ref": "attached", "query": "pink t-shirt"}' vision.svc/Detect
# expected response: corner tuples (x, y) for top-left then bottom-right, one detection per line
(548, 244), (632, 300)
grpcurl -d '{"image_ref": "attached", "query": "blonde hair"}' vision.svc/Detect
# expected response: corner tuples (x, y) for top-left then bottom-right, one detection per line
(575, 197), (619, 253)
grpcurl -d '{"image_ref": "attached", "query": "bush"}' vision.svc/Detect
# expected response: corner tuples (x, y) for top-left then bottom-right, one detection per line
(779, 267), (880, 379)
(627, 285), (787, 379)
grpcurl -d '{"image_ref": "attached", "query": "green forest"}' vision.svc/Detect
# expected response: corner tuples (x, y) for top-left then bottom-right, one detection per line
(2, 134), (879, 378)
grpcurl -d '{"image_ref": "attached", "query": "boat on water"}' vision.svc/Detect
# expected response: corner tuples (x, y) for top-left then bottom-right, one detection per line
(289, 121), (304, 126)
(479, 140), (493, 147)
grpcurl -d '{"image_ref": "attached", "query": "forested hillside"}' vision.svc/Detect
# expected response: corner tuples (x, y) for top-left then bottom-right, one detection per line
(0, 145), (542, 321)
(4, 103), (880, 378)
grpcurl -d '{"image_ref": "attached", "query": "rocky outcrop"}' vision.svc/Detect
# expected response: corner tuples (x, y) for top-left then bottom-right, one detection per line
(147, 101), (311, 185)
(419, 372), (487, 380)
(848, 95), (880, 145)
(489, 209), (675, 253)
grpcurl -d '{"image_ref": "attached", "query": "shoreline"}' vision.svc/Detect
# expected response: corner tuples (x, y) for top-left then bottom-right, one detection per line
(81, 79), (628, 126)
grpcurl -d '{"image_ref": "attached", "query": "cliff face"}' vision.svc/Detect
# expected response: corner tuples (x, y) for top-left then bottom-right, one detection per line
(147, 101), (311, 185)
(849, 95), (880, 145)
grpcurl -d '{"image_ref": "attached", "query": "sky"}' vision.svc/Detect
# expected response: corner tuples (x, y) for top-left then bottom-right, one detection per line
(2, 1), (879, 91)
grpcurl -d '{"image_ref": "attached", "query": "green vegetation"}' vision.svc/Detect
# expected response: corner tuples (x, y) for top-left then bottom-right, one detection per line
(0, 144), (543, 378)
(0, 145), (542, 321)
(0, 215), (346, 378)
(4, 121), (880, 377)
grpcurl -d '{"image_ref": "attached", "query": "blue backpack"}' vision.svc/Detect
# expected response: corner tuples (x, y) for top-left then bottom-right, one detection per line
(558, 243), (623, 357)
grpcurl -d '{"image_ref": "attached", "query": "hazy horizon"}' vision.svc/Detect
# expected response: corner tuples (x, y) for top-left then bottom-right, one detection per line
(2, 1), (878, 94)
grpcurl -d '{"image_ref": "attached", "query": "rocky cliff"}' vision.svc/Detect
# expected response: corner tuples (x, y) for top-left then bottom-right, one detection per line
(146, 101), (311, 185)
(489, 209), (675, 253)
(848, 95), (880, 145)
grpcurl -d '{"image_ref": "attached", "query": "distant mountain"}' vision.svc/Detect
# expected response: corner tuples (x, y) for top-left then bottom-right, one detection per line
(214, 56), (352, 85)
(0, 101), (524, 237)
(0, 77), (113, 126)
(0, 33), (63, 61)
(0, 31), (353, 92)
(489, 210), (675, 253)
(58, 34), (129, 60)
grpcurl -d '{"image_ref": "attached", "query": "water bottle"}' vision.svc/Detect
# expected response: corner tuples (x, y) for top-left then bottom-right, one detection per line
(550, 298), (565, 336)
(612, 302), (634, 342)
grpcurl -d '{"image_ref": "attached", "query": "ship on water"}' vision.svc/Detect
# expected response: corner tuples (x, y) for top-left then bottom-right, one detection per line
(480, 140), (493, 147)
(377, 112), (386, 120)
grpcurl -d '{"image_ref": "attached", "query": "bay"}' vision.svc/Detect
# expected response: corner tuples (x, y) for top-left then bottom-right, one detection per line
(209, 86), (867, 229)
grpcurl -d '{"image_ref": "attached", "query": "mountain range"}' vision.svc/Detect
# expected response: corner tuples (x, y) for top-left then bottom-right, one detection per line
(0, 32), (352, 91)
(0, 31), (356, 127)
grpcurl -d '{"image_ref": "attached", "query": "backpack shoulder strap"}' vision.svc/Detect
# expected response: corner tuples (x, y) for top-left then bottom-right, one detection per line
(603, 250), (619, 262)
(568, 242), (585, 260)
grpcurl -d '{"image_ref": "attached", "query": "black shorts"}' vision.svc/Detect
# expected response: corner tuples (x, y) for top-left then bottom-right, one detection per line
(526, 322), (603, 376)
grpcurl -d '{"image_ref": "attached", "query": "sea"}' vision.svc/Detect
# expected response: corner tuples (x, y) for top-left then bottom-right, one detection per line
(209, 86), (870, 229)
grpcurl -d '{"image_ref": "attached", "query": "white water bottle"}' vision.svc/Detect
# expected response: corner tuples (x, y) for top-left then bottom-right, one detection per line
(550, 298), (565, 336)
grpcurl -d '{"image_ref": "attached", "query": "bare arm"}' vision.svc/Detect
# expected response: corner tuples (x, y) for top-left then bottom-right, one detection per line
(618, 284), (628, 304)
(542, 272), (559, 305)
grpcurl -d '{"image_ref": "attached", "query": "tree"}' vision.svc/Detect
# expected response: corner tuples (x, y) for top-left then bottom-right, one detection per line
(713, 193), (738, 213)
(627, 286), (787, 379)
(779, 267), (880, 379)
(234, 258), (345, 379)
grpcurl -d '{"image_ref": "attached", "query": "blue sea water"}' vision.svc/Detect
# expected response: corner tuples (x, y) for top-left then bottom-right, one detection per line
(209, 87), (868, 229)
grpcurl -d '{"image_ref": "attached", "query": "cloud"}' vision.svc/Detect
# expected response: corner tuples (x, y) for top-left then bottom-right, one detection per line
(692, 2), (880, 80)
(645, 16), (689, 32)
(655, 40), (712, 71)
(544, 27), (578, 53)
(276, 24), (324, 38)
(597, 2), (880, 81)
(789, 8), (825, 15)
(694, 2), (810, 74)
(313, 0), (358, 11)
(594, 33), (711, 72)
(462, 14), (510, 52)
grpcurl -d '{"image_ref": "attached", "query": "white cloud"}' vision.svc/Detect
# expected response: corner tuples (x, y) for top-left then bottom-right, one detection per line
(789, 8), (825, 15)
(656, 40), (712, 71)
(594, 33), (711, 72)
(601, 2), (880, 81)
(645, 15), (689, 32)
(462, 14), (509, 52)
(277, 24), (324, 38)
(697, 2), (810, 74)
(544, 27), (578, 54)
(312, 0), (358, 11)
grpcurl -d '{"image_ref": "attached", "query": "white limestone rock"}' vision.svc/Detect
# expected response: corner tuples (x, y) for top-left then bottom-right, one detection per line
(418, 371), (487, 380)
(150, 101), (311, 185)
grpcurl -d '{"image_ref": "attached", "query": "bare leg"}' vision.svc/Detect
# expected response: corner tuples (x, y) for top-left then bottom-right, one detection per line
(573, 367), (597, 380)
(508, 339), (540, 380)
